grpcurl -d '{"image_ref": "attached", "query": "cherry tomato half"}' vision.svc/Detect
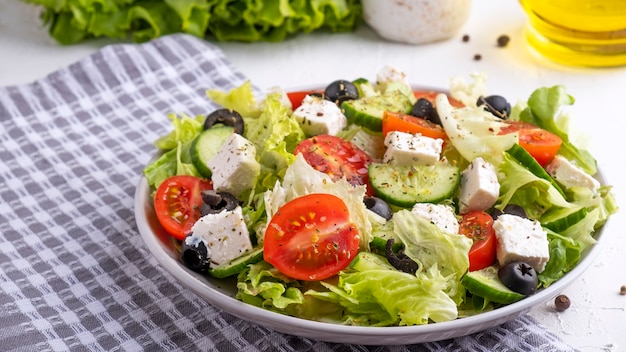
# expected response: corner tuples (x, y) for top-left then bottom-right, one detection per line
(382, 111), (448, 140)
(263, 193), (360, 281)
(459, 211), (497, 272)
(154, 175), (213, 240)
(294, 135), (373, 194)
(499, 121), (562, 166)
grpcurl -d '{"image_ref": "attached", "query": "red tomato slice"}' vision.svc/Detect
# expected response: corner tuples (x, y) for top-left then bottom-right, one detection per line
(263, 193), (360, 281)
(413, 90), (464, 107)
(382, 111), (448, 140)
(458, 211), (497, 272)
(287, 90), (322, 110)
(294, 135), (373, 194)
(499, 121), (562, 166)
(154, 175), (213, 240)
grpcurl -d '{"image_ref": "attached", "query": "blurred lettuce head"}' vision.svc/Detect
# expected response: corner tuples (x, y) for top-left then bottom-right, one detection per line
(26, 0), (362, 44)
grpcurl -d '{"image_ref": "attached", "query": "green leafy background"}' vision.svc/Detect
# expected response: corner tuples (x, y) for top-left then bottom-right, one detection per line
(24, 0), (362, 44)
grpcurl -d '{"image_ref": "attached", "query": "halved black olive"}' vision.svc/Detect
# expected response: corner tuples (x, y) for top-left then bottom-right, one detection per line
(324, 80), (359, 105)
(411, 98), (441, 125)
(181, 235), (210, 270)
(385, 239), (419, 274)
(204, 108), (244, 135)
(498, 261), (538, 296)
(491, 204), (528, 220)
(364, 196), (393, 220)
(477, 95), (511, 119)
(200, 190), (240, 215)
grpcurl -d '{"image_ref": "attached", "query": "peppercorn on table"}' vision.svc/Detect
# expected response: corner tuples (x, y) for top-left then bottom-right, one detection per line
(1, 1), (625, 351)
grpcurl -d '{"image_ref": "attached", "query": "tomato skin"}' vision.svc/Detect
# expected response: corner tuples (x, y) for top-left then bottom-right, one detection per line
(459, 211), (497, 272)
(154, 175), (213, 240)
(294, 135), (373, 194)
(263, 193), (360, 281)
(499, 121), (562, 166)
(287, 90), (322, 110)
(382, 111), (448, 140)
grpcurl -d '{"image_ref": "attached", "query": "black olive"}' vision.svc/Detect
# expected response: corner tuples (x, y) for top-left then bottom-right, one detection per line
(181, 235), (210, 270)
(324, 80), (359, 105)
(200, 190), (240, 215)
(498, 261), (538, 296)
(477, 95), (511, 119)
(364, 196), (393, 220)
(204, 108), (244, 135)
(411, 98), (441, 125)
(385, 239), (419, 274)
(491, 204), (528, 219)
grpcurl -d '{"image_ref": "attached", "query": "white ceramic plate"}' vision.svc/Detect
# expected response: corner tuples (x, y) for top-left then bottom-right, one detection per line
(133, 90), (610, 345)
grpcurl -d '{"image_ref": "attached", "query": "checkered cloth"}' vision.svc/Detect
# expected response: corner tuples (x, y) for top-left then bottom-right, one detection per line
(0, 34), (576, 352)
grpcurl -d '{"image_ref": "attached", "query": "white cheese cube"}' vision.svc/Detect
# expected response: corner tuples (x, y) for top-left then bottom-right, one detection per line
(545, 155), (600, 193)
(376, 65), (411, 92)
(383, 131), (443, 166)
(411, 203), (459, 234)
(208, 133), (260, 197)
(293, 95), (348, 136)
(493, 214), (549, 273)
(190, 207), (253, 267)
(458, 157), (499, 214)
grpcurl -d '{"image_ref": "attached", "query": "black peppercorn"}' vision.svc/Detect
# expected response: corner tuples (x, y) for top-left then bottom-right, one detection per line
(554, 294), (571, 311)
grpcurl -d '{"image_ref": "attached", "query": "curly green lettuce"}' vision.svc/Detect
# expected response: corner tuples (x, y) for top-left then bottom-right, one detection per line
(23, 0), (362, 44)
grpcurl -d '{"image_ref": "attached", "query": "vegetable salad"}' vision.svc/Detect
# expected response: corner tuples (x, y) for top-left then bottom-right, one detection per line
(143, 68), (617, 326)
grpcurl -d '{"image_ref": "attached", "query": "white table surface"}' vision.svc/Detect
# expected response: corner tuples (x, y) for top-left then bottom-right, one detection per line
(2, 1), (624, 350)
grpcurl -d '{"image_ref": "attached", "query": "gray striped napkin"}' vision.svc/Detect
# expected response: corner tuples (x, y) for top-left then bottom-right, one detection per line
(0, 33), (575, 352)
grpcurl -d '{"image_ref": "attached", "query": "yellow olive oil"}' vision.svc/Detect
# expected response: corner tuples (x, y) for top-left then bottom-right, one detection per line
(520, 0), (626, 67)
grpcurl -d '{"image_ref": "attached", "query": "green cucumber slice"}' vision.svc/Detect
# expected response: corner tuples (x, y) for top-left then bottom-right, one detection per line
(208, 247), (264, 279)
(341, 91), (413, 132)
(190, 126), (235, 178)
(506, 144), (566, 198)
(368, 163), (460, 207)
(542, 207), (588, 232)
(461, 266), (525, 304)
(349, 252), (395, 272)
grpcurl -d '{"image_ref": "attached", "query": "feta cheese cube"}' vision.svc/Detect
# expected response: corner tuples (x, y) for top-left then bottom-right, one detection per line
(458, 157), (499, 214)
(293, 95), (347, 136)
(190, 207), (253, 267)
(411, 203), (459, 234)
(493, 214), (549, 273)
(208, 133), (260, 197)
(376, 65), (411, 92)
(546, 155), (600, 193)
(383, 131), (443, 166)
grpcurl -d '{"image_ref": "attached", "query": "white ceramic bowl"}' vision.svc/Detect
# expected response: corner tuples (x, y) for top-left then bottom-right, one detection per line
(134, 146), (610, 344)
(361, 0), (472, 44)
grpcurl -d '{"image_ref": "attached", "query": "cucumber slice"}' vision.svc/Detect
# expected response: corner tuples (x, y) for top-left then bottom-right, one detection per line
(190, 126), (235, 178)
(341, 91), (413, 132)
(461, 266), (525, 304)
(506, 144), (565, 198)
(208, 247), (264, 279)
(349, 252), (395, 272)
(368, 163), (460, 207)
(542, 207), (588, 232)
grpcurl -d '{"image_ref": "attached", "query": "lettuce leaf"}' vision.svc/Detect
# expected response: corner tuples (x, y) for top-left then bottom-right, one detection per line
(143, 113), (204, 188)
(24, 0), (362, 44)
(517, 86), (597, 175)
